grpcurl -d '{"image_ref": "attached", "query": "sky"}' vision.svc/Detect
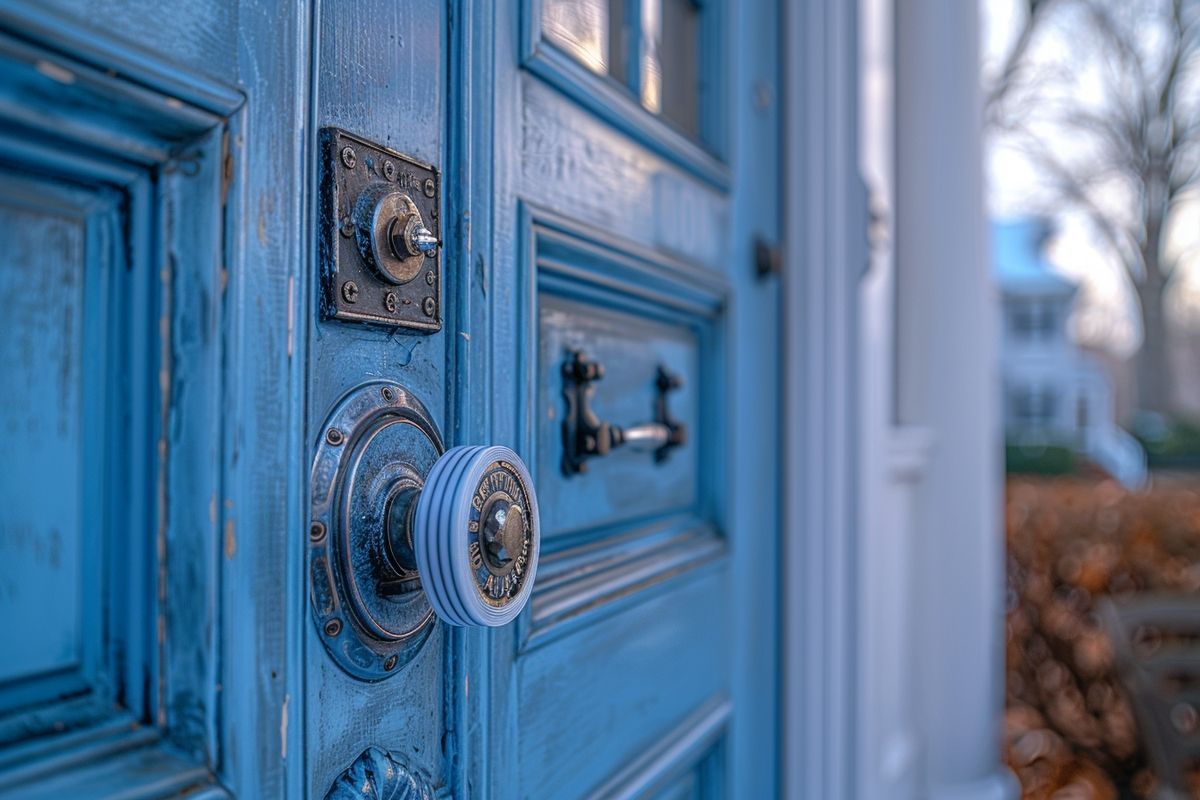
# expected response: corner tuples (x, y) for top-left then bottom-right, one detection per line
(981, 0), (1200, 358)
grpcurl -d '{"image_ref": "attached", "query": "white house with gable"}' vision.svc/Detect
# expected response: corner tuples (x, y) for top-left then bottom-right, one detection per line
(994, 218), (1146, 486)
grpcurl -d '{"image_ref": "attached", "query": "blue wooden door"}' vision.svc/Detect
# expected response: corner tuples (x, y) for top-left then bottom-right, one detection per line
(0, 0), (781, 796)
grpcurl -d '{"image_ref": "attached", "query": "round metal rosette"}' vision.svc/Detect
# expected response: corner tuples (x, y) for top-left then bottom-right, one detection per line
(414, 445), (540, 627)
(309, 381), (442, 680)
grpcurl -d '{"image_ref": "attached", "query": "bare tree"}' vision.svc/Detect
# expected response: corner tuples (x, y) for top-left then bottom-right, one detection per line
(985, 0), (1064, 119)
(987, 0), (1200, 416)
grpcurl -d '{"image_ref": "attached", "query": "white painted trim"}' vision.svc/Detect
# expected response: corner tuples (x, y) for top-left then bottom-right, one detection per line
(930, 773), (1021, 800)
(888, 427), (937, 483)
(892, 0), (1017, 796)
(782, 0), (866, 798)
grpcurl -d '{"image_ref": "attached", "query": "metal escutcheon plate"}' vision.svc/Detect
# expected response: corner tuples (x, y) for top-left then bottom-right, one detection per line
(310, 381), (443, 680)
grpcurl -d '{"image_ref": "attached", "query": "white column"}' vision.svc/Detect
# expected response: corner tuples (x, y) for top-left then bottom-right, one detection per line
(858, 0), (924, 797)
(893, 1), (1017, 799)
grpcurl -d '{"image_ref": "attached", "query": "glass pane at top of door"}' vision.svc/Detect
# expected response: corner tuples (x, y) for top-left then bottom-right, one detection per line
(542, 0), (706, 142)
(640, 0), (700, 137)
(542, 0), (614, 74)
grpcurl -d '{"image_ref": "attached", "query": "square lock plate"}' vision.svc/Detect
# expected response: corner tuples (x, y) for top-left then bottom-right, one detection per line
(319, 127), (442, 331)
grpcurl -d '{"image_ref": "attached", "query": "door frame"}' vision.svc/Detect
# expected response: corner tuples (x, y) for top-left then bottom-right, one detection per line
(782, 1), (866, 799)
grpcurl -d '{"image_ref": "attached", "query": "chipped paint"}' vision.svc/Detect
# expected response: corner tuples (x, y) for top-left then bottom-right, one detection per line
(209, 492), (218, 525)
(257, 193), (274, 247)
(34, 59), (75, 84)
(224, 517), (236, 559)
(287, 275), (295, 358)
(220, 129), (233, 205)
(156, 250), (174, 725)
(280, 694), (289, 760)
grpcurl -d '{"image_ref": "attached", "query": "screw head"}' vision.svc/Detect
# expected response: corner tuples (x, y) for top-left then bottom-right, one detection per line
(310, 521), (326, 542)
(425, 270), (435, 286)
(422, 296), (436, 317)
(339, 216), (355, 238)
(381, 386), (395, 402)
(383, 655), (398, 671)
(326, 428), (345, 446)
(383, 160), (396, 180)
(1172, 702), (1198, 734)
(324, 619), (342, 637)
(423, 178), (436, 198)
(384, 292), (398, 313)
(340, 146), (357, 169)
(341, 281), (359, 304)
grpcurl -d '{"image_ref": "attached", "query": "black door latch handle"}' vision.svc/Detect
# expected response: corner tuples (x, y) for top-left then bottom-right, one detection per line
(561, 349), (686, 476)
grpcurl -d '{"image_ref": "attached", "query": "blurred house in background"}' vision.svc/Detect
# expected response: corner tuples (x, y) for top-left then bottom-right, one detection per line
(995, 218), (1146, 486)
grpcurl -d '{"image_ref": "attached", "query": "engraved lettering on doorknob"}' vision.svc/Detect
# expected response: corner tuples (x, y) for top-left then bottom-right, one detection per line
(413, 446), (540, 626)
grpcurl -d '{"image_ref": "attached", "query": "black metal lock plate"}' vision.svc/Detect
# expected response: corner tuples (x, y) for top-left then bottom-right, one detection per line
(319, 127), (441, 331)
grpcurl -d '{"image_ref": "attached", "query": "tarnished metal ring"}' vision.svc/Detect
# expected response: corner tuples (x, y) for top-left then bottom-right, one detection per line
(309, 381), (443, 681)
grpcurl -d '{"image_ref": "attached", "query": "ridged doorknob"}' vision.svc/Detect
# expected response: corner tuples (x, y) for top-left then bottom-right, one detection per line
(413, 446), (540, 627)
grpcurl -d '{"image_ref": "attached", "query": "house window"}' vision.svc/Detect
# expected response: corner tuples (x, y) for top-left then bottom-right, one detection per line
(1011, 300), (1057, 341)
(1036, 304), (1056, 338)
(1013, 385), (1058, 426)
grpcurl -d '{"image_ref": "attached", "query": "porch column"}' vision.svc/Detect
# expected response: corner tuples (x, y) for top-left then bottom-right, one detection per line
(893, 1), (1017, 799)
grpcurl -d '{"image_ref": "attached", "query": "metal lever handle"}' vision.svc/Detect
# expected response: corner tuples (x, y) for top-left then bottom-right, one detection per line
(561, 349), (686, 476)
(617, 422), (673, 451)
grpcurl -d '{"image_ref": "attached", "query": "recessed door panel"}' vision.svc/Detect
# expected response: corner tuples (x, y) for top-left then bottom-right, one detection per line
(0, 13), (256, 795)
(0, 176), (109, 707)
(538, 296), (699, 539)
(517, 572), (729, 797)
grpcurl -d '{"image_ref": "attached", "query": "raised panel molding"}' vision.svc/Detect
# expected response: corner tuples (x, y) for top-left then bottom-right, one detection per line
(0, 17), (240, 799)
(519, 79), (730, 272)
(525, 517), (727, 650)
(585, 696), (729, 800)
(519, 208), (729, 646)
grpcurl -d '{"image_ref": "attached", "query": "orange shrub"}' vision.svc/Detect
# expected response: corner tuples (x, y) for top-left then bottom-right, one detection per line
(1004, 477), (1200, 798)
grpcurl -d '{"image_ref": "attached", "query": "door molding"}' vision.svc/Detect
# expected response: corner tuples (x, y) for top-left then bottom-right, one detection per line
(782, 1), (866, 799)
(0, 10), (242, 798)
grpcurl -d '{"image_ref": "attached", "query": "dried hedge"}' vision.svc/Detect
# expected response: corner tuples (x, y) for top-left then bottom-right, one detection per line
(1004, 477), (1200, 799)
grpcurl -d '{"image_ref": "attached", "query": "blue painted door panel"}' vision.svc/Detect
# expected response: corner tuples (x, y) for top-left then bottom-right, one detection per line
(0, 1), (298, 797)
(304, 0), (453, 792)
(0, 0), (781, 796)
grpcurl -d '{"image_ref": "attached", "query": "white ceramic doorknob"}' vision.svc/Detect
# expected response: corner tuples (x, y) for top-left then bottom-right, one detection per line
(413, 445), (540, 627)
